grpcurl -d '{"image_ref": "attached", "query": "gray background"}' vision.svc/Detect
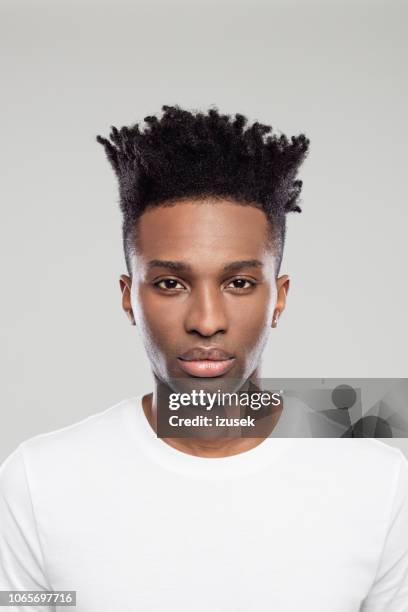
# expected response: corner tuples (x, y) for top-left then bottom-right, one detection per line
(1, 0), (407, 461)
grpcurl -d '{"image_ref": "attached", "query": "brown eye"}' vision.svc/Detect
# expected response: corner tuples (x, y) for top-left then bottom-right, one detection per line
(226, 278), (256, 291)
(155, 278), (186, 291)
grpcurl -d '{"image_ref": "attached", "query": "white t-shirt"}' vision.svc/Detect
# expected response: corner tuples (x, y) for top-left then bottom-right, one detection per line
(1, 395), (408, 612)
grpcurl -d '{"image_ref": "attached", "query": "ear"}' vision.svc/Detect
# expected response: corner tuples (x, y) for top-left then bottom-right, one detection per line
(119, 275), (136, 325)
(272, 275), (290, 328)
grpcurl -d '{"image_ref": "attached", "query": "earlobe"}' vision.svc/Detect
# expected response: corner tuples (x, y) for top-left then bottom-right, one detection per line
(272, 274), (290, 327)
(127, 308), (136, 326)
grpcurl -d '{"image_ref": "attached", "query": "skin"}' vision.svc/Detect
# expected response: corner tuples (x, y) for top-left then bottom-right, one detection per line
(119, 198), (290, 458)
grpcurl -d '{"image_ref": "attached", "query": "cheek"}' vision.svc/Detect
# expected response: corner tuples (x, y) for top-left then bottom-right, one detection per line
(132, 289), (181, 350)
(228, 288), (274, 335)
(230, 308), (271, 358)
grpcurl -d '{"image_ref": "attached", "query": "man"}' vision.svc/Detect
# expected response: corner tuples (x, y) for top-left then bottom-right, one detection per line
(1, 105), (407, 611)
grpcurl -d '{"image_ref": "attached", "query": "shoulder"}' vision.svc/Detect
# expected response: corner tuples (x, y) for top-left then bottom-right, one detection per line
(296, 437), (408, 496)
(351, 438), (408, 474)
(0, 397), (140, 484)
(347, 437), (407, 463)
(353, 438), (408, 491)
(309, 436), (407, 467)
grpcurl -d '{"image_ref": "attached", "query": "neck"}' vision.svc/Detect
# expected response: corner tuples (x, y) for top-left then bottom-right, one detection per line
(141, 371), (284, 458)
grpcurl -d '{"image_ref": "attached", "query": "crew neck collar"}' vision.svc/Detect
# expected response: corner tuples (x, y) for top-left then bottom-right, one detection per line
(121, 395), (295, 480)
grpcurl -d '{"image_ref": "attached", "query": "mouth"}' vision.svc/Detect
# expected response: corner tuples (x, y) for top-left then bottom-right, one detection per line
(177, 347), (236, 378)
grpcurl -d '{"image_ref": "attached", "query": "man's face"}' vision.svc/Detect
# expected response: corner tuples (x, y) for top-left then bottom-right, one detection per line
(120, 199), (289, 393)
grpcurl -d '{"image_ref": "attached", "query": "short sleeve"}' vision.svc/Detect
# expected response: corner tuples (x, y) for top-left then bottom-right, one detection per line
(361, 449), (408, 611)
(0, 444), (54, 610)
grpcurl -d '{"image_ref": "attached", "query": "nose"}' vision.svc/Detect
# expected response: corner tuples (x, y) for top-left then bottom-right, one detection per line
(184, 284), (228, 337)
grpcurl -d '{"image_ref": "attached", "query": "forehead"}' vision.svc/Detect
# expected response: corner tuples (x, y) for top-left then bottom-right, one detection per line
(134, 199), (274, 265)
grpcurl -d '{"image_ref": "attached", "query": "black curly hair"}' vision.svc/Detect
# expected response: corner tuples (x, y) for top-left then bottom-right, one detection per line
(97, 104), (310, 276)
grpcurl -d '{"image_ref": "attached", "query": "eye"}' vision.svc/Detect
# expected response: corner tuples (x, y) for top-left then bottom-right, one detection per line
(154, 278), (186, 291)
(225, 278), (256, 292)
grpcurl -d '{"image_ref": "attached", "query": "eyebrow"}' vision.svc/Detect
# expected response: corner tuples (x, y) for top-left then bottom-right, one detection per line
(223, 259), (263, 272)
(146, 260), (192, 272)
(146, 259), (263, 272)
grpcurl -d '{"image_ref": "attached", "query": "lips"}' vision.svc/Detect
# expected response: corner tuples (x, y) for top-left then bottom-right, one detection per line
(177, 347), (236, 378)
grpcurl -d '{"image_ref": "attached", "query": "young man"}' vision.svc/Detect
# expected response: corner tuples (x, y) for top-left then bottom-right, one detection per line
(1, 105), (407, 611)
